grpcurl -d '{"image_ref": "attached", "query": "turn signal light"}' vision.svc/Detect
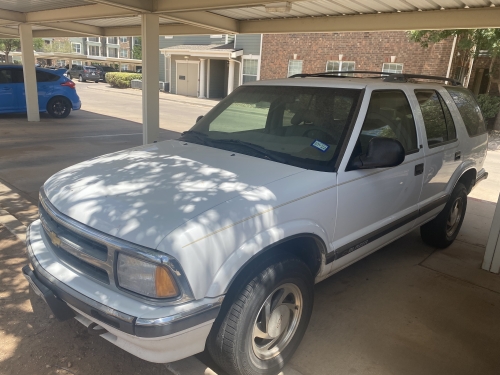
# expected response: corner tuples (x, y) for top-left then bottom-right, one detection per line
(155, 266), (179, 298)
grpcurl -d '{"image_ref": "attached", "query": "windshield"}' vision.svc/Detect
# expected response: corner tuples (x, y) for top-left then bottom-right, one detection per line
(183, 85), (362, 171)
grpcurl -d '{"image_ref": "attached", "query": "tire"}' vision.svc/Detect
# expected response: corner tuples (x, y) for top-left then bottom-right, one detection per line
(47, 97), (72, 118)
(207, 254), (314, 375)
(79, 75), (86, 82)
(420, 182), (467, 248)
(95, 80), (99, 83)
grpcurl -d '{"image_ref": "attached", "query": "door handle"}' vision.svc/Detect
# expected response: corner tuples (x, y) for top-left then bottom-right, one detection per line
(415, 163), (424, 176)
(455, 151), (461, 161)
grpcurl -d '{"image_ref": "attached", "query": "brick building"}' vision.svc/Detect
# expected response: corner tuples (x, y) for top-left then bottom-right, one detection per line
(260, 31), (455, 80)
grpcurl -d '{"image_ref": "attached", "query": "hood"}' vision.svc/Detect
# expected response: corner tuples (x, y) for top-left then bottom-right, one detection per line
(43, 140), (303, 249)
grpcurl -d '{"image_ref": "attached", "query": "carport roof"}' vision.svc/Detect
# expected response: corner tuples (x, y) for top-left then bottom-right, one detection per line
(1, 1), (500, 38)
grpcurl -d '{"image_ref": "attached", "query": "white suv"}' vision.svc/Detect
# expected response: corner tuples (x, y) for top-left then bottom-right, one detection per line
(24, 73), (488, 375)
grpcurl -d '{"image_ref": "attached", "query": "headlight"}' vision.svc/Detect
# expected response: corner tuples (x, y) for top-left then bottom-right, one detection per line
(116, 253), (179, 298)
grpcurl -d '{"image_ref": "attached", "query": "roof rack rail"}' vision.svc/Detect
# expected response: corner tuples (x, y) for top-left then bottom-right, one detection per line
(290, 71), (462, 86)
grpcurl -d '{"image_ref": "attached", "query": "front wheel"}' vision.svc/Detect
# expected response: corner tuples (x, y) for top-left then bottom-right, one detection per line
(207, 255), (314, 375)
(420, 183), (467, 248)
(47, 97), (72, 118)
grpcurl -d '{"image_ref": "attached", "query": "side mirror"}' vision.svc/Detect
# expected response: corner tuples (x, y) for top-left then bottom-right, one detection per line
(196, 115), (204, 123)
(349, 137), (405, 170)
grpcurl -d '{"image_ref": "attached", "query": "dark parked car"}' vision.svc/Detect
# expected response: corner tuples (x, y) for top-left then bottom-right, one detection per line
(94, 66), (117, 82)
(67, 65), (99, 83)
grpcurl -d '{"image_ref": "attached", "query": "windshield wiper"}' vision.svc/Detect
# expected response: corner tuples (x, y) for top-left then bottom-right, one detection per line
(212, 139), (287, 163)
(179, 130), (211, 146)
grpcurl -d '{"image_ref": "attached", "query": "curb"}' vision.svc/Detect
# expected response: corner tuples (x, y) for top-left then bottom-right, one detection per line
(84, 85), (219, 108)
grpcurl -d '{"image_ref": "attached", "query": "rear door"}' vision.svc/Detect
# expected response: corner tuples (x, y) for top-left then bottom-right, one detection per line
(36, 70), (58, 110)
(333, 88), (424, 266)
(411, 88), (460, 224)
(0, 68), (15, 112)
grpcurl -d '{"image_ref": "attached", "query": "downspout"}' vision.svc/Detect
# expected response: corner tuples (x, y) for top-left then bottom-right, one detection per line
(446, 35), (457, 80)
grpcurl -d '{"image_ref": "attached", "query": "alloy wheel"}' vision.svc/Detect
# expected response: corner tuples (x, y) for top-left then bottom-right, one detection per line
(446, 197), (463, 237)
(252, 283), (303, 361)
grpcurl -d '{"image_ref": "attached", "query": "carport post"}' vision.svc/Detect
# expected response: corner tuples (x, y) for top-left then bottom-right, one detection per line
(18, 24), (40, 122)
(227, 60), (235, 95)
(141, 13), (160, 144)
(482, 193), (500, 274)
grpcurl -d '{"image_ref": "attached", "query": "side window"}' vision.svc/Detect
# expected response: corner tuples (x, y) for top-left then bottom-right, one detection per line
(36, 70), (59, 82)
(0, 69), (12, 84)
(11, 69), (24, 83)
(445, 87), (487, 137)
(353, 90), (418, 158)
(415, 90), (457, 147)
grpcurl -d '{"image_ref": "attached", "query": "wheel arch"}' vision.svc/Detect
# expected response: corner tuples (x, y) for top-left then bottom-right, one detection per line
(207, 232), (327, 300)
(452, 167), (477, 195)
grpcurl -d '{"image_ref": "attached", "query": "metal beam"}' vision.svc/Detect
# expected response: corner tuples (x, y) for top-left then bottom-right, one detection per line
(160, 11), (239, 33)
(32, 29), (92, 38)
(103, 24), (213, 36)
(26, 4), (135, 23)
(240, 7), (500, 34)
(37, 22), (103, 37)
(0, 26), (18, 37)
(90, 0), (154, 13)
(0, 9), (25, 23)
(155, 0), (300, 12)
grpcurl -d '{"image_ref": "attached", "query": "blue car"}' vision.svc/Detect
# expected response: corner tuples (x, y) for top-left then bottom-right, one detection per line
(0, 65), (81, 118)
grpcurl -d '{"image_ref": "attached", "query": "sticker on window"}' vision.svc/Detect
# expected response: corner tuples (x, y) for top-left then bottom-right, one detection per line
(311, 140), (330, 152)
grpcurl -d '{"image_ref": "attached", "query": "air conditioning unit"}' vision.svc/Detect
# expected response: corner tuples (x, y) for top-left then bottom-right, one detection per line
(159, 81), (169, 91)
(130, 79), (142, 89)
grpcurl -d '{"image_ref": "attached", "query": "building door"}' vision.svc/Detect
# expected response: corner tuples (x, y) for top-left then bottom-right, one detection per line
(177, 61), (198, 97)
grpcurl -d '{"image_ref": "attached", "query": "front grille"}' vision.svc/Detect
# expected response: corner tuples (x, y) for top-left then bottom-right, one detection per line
(39, 203), (110, 284)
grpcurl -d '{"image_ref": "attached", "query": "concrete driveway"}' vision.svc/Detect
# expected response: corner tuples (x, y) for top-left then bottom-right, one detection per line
(1, 93), (500, 375)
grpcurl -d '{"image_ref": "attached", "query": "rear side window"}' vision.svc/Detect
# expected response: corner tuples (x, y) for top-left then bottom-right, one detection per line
(445, 87), (487, 137)
(354, 90), (418, 156)
(0, 69), (12, 84)
(36, 70), (59, 82)
(415, 90), (457, 147)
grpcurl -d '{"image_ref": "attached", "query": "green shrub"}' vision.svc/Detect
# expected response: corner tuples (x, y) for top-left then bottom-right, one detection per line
(105, 72), (142, 88)
(477, 94), (500, 119)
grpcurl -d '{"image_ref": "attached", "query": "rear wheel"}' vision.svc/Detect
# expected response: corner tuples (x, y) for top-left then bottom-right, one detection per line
(207, 254), (314, 375)
(47, 97), (72, 118)
(79, 75), (86, 82)
(420, 183), (467, 248)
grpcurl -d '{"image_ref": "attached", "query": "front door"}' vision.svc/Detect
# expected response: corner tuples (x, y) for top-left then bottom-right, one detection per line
(177, 62), (198, 97)
(0, 68), (15, 112)
(332, 88), (424, 267)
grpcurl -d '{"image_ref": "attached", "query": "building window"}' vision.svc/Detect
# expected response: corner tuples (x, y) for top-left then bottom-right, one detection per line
(242, 58), (259, 83)
(108, 47), (118, 58)
(87, 37), (99, 42)
(382, 63), (403, 74)
(121, 64), (129, 71)
(71, 43), (81, 54)
(56, 59), (66, 67)
(326, 61), (355, 76)
(88, 45), (100, 56)
(107, 37), (118, 44)
(72, 60), (83, 66)
(119, 37), (128, 43)
(287, 60), (303, 77)
(119, 48), (128, 58)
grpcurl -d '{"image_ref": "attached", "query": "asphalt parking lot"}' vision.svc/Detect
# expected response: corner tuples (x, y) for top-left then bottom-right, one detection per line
(1, 88), (500, 375)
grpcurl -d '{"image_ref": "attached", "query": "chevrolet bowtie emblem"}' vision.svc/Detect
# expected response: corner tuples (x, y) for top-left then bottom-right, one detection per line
(48, 230), (61, 247)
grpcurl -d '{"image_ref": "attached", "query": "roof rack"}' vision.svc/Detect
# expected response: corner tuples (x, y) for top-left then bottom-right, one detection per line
(290, 71), (462, 86)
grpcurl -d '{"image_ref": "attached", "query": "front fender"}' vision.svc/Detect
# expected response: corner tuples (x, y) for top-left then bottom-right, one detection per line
(205, 219), (331, 298)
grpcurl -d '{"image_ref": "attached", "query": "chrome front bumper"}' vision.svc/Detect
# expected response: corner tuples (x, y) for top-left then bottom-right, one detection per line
(25, 221), (223, 338)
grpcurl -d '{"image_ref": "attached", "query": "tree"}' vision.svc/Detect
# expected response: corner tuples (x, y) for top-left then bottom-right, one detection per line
(132, 37), (142, 59)
(0, 38), (21, 63)
(33, 38), (44, 52)
(408, 29), (500, 91)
